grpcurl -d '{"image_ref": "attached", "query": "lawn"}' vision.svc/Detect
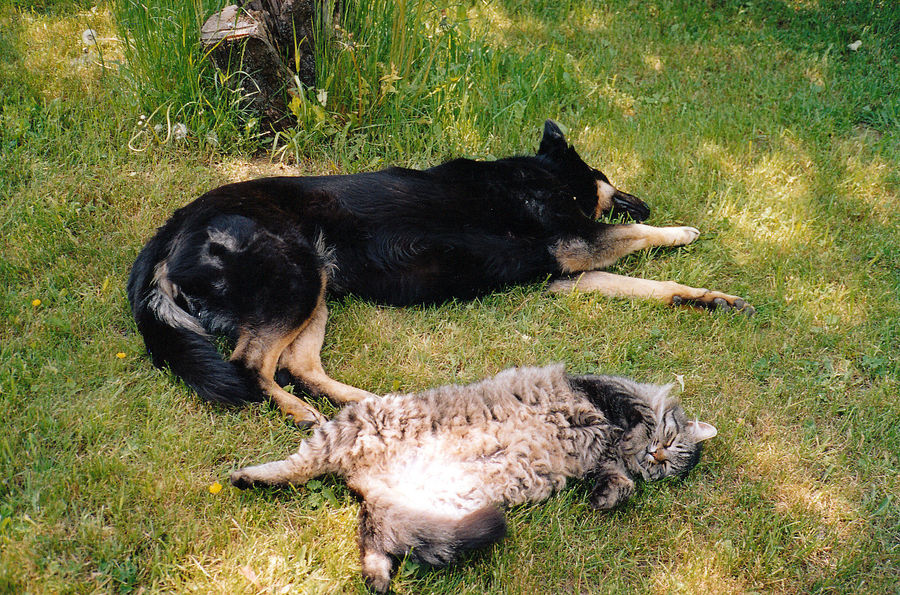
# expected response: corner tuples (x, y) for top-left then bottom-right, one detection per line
(1, 0), (898, 592)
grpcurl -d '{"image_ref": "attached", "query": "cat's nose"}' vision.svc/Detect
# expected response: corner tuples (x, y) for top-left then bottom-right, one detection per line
(652, 447), (667, 462)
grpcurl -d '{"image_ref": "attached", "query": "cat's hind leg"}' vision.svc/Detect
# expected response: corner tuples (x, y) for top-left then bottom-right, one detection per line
(356, 498), (507, 593)
(357, 501), (395, 594)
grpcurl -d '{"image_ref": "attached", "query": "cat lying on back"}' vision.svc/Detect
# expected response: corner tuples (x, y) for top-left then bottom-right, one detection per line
(230, 364), (717, 593)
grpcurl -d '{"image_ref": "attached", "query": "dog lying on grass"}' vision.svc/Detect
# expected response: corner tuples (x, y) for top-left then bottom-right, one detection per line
(128, 120), (752, 425)
(231, 364), (717, 592)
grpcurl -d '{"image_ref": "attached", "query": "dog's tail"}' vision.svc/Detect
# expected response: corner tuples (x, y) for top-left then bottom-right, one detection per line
(126, 240), (262, 406)
(363, 503), (507, 567)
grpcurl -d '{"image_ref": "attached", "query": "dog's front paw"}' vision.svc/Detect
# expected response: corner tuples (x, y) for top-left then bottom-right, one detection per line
(663, 226), (700, 247)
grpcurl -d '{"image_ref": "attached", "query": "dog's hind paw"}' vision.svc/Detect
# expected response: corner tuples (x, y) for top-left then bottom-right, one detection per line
(272, 395), (328, 428)
(672, 291), (755, 316)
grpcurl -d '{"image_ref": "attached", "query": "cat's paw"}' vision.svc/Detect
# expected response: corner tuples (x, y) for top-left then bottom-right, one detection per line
(361, 551), (393, 594)
(230, 469), (257, 490)
(590, 475), (635, 510)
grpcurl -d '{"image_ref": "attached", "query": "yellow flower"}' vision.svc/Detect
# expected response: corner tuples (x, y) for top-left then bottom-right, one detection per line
(116, 352), (126, 359)
(208, 481), (223, 494)
(31, 299), (41, 307)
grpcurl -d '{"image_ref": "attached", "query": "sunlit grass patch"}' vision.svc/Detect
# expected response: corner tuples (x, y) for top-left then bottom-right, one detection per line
(14, 6), (121, 98)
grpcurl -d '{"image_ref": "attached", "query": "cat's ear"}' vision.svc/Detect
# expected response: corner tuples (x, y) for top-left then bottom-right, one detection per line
(687, 420), (717, 442)
(651, 383), (675, 412)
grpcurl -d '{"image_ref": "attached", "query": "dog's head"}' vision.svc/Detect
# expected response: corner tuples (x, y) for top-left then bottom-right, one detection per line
(537, 120), (650, 221)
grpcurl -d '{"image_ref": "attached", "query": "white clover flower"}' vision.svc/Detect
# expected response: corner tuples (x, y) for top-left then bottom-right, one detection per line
(848, 40), (862, 51)
(316, 88), (328, 107)
(81, 29), (98, 46)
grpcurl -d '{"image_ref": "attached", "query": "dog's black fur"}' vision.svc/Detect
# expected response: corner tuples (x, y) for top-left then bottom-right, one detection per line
(128, 120), (751, 424)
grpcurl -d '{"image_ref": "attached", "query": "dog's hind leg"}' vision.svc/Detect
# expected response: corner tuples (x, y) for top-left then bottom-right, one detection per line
(231, 325), (328, 426)
(276, 295), (376, 405)
(548, 271), (755, 314)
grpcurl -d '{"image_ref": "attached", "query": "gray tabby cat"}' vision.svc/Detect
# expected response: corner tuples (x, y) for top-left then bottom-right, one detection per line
(230, 364), (717, 592)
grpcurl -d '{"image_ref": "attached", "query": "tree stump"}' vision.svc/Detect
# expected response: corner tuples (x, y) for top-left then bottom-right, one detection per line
(200, 1), (324, 130)
(244, 0), (318, 87)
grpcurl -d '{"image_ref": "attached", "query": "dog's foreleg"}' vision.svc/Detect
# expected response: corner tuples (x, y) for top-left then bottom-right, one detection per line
(548, 271), (755, 314)
(553, 224), (700, 272)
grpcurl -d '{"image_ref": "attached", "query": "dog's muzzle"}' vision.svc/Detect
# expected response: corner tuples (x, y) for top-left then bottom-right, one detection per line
(612, 191), (651, 221)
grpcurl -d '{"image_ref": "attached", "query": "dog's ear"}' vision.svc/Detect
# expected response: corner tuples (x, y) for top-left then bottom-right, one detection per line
(538, 119), (568, 156)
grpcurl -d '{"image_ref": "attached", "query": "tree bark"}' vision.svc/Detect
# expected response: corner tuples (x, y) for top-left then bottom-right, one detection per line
(244, 0), (317, 87)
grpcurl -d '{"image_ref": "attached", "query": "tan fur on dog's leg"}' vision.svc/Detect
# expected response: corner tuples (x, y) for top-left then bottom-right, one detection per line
(553, 224), (700, 272)
(277, 297), (376, 404)
(232, 327), (327, 426)
(549, 271), (755, 314)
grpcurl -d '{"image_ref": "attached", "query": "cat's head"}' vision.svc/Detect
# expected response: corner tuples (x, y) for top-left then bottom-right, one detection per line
(625, 384), (717, 481)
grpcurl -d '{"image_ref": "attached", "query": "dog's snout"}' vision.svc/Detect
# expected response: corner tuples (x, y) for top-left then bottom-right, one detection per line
(612, 191), (650, 221)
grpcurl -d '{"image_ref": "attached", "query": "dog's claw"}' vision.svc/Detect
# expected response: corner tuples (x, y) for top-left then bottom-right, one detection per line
(279, 400), (328, 428)
(671, 291), (755, 316)
(293, 418), (317, 430)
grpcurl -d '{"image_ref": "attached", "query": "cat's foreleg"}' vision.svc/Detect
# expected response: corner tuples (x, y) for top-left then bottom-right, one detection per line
(230, 440), (335, 489)
(588, 464), (635, 510)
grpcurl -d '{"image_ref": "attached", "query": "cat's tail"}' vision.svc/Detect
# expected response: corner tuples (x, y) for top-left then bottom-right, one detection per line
(363, 503), (507, 567)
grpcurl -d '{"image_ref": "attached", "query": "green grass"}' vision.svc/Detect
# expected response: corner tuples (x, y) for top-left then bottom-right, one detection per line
(2, 0), (899, 592)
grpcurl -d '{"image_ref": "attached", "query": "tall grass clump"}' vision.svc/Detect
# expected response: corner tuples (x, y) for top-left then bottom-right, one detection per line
(275, 0), (475, 159)
(276, 0), (586, 162)
(112, 0), (255, 151)
(110, 0), (591, 160)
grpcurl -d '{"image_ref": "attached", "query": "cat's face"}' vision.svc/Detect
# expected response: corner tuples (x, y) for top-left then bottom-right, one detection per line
(640, 402), (717, 480)
(624, 384), (717, 481)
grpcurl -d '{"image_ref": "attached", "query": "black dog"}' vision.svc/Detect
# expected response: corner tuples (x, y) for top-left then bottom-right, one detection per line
(128, 120), (752, 425)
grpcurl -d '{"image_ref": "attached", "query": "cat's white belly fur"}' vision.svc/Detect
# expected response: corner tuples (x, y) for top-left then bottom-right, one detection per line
(348, 428), (572, 515)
